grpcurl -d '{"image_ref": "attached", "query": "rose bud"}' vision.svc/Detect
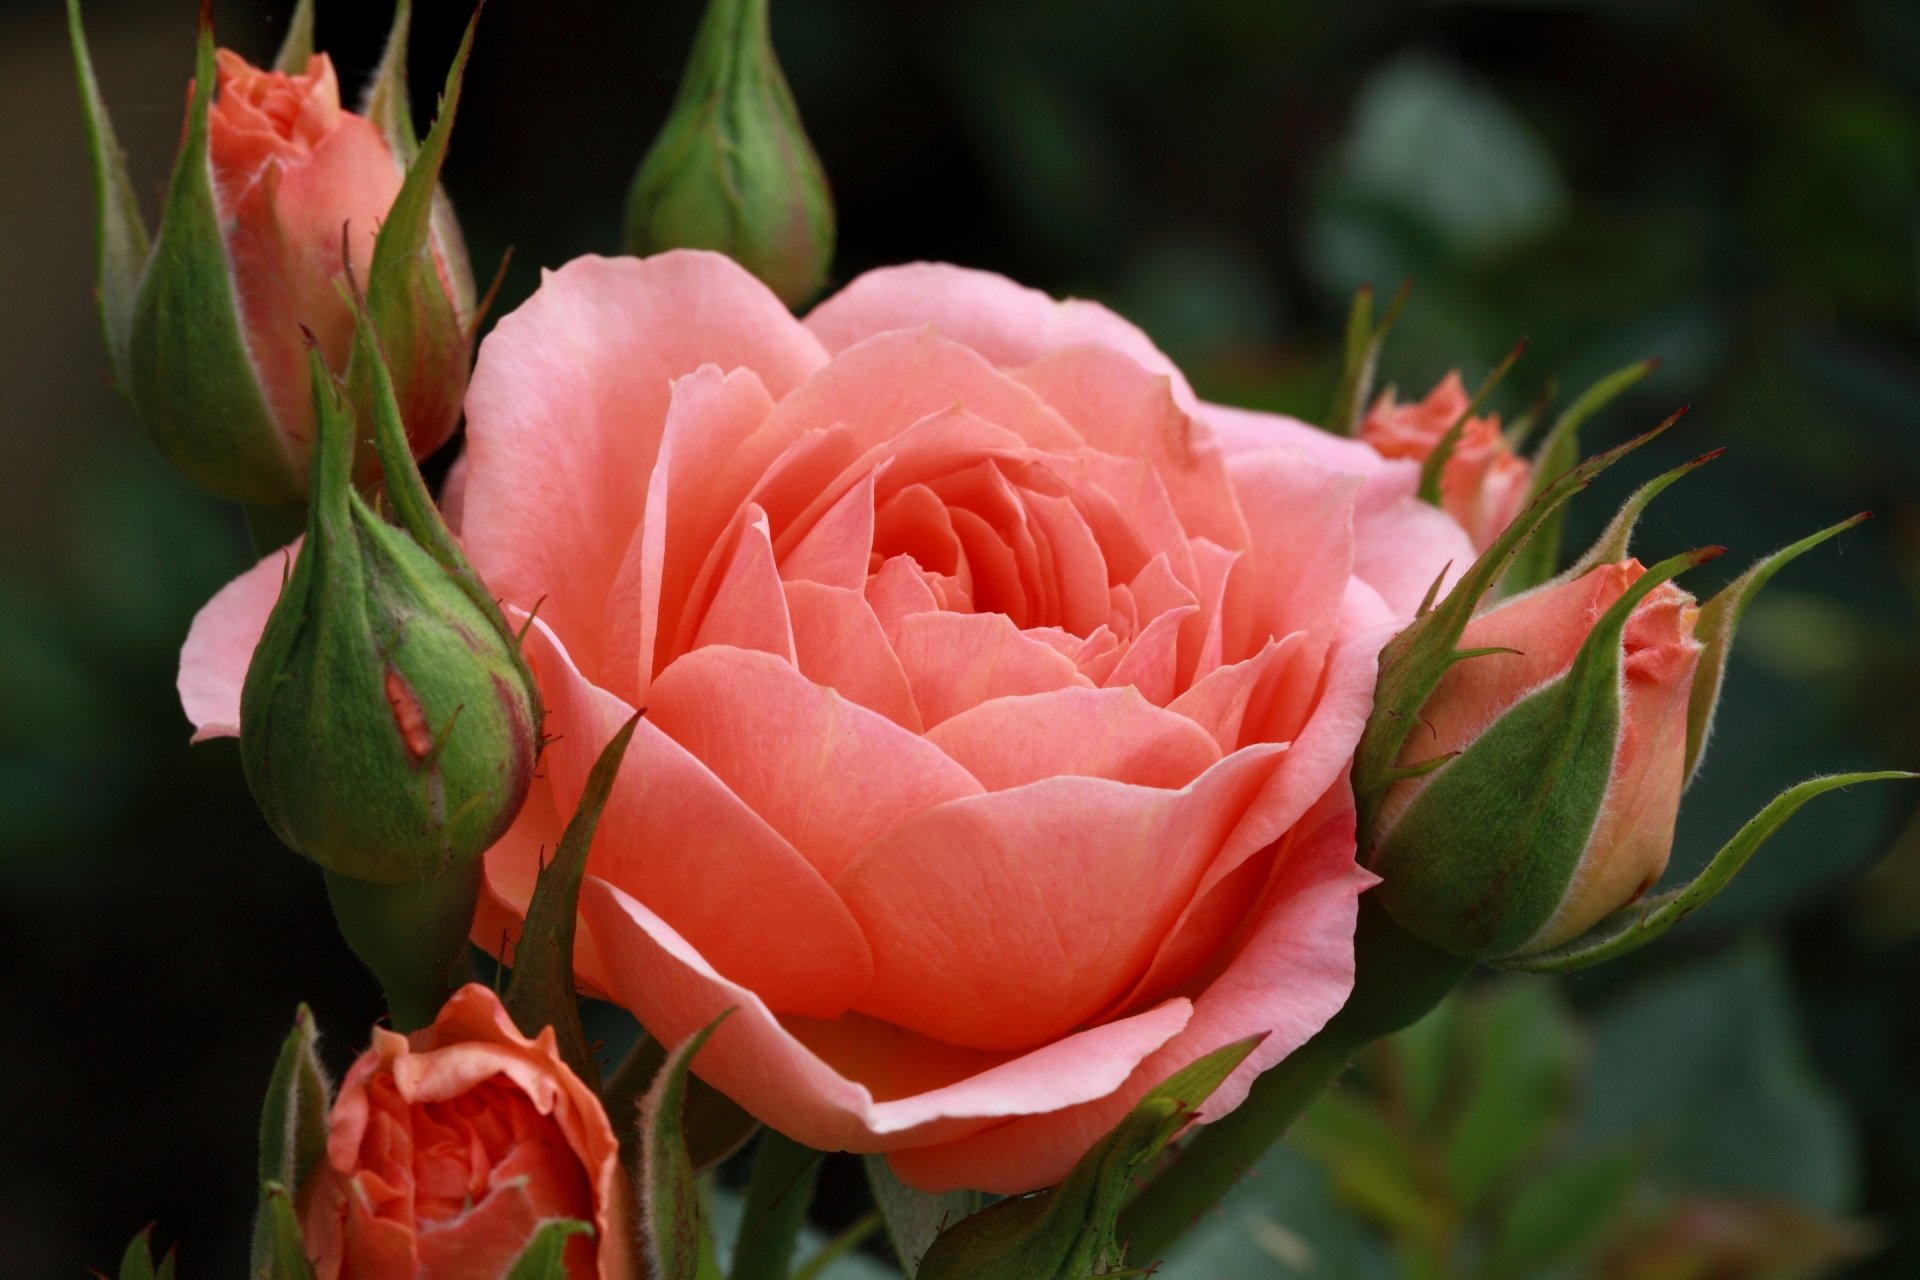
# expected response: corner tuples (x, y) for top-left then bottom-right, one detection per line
(239, 346), (537, 888)
(1361, 372), (1531, 551)
(300, 984), (633, 1280)
(1366, 555), (1707, 959)
(69, 4), (475, 505)
(623, 0), (835, 305)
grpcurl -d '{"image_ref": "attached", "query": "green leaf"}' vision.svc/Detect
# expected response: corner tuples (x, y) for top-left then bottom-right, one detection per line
(124, 10), (299, 504)
(1499, 359), (1660, 594)
(65, 0), (150, 395)
(1579, 943), (1856, 1209)
(503, 713), (641, 1089)
(1372, 547), (1721, 958)
(1352, 416), (1673, 851)
(637, 1013), (732, 1280)
(1684, 513), (1872, 782)
(917, 1035), (1264, 1279)
(732, 1131), (826, 1280)
(501, 1219), (595, 1280)
(272, 0), (316, 73)
(1153, 1145), (1395, 1280)
(1326, 281), (1410, 437)
(262, 1181), (317, 1280)
(866, 1156), (982, 1277)
(1289, 1092), (1438, 1239)
(605, 1035), (760, 1177)
(1418, 339), (1526, 506)
(1382, 993), (1458, 1133)
(251, 1006), (333, 1276)
(1440, 982), (1578, 1211)
(115, 1226), (172, 1280)
(1504, 771), (1918, 972)
(1481, 1147), (1640, 1280)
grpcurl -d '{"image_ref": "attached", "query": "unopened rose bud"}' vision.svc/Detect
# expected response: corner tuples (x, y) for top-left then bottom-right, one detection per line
(239, 350), (536, 885)
(623, 0), (835, 305)
(1362, 372), (1532, 551)
(1367, 556), (1706, 958)
(70, 4), (474, 504)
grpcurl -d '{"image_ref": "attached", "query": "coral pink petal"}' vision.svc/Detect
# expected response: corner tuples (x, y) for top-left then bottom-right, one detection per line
(1167, 634), (1293, 753)
(1017, 345), (1250, 553)
(1354, 494), (1477, 621)
(784, 581), (924, 730)
(887, 791), (1369, 1194)
(834, 745), (1286, 1051)
(1224, 447), (1360, 672)
(460, 254), (826, 682)
(924, 686), (1221, 791)
(647, 646), (982, 881)
(178, 537), (301, 741)
(689, 506), (796, 663)
(808, 263), (1191, 397)
(523, 620), (872, 1019)
(1103, 605), (1196, 707)
(864, 555), (941, 640)
(579, 878), (1193, 1154)
(890, 610), (1092, 727)
(780, 470), (879, 589)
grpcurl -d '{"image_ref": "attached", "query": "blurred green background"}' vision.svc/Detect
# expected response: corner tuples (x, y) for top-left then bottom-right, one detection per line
(2, 0), (1916, 1275)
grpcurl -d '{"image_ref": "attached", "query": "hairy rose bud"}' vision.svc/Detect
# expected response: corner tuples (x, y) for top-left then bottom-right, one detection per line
(1368, 557), (1705, 957)
(1362, 372), (1531, 551)
(623, 0), (835, 305)
(238, 353), (536, 885)
(300, 985), (632, 1280)
(70, 6), (474, 504)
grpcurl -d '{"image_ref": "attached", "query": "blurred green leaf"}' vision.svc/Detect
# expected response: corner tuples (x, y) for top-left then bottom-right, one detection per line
(1481, 1146), (1639, 1280)
(1442, 981), (1580, 1212)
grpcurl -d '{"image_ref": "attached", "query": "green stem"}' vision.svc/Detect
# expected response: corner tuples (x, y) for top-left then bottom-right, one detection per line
(323, 861), (481, 1032)
(731, 1129), (825, 1280)
(1119, 897), (1473, 1261)
(244, 501), (309, 557)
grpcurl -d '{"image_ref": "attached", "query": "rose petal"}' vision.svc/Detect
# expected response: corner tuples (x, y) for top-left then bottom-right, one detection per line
(461, 253), (826, 680)
(834, 746), (1287, 1050)
(178, 537), (300, 741)
(689, 505), (796, 663)
(924, 686), (1222, 791)
(580, 878), (1193, 1156)
(783, 581), (923, 730)
(889, 610), (1093, 727)
(647, 645), (983, 881)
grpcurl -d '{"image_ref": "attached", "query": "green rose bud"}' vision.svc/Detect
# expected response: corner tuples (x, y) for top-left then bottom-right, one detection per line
(624, 0), (836, 305)
(239, 345), (537, 885)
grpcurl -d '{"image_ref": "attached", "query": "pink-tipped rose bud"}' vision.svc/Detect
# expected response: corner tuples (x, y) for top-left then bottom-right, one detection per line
(1362, 372), (1531, 551)
(1368, 558), (1705, 958)
(299, 985), (632, 1280)
(72, 9), (476, 506)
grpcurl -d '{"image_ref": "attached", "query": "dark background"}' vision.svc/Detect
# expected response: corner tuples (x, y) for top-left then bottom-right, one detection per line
(2, 0), (1916, 1275)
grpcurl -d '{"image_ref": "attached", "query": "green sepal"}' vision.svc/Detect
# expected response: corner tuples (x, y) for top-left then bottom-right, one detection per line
(865, 1156), (981, 1278)
(624, 0), (837, 306)
(272, 0), (316, 73)
(731, 1132), (825, 1280)
(1325, 281), (1410, 437)
(1502, 770), (1918, 973)
(65, 0), (151, 395)
(1353, 417), (1675, 851)
(1683, 513), (1872, 782)
(1500, 359), (1661, 594)
(1560, 448), (1723, 583)
(114, 1226), (175, 1280)
(1370, 546), (1721, 959)
(344, 6), (477, 485)
(125, 11), (300, 504)
(1502, 376), (1556, 452)
(250, 1005), (333, 1276)
(501, 1219), (595, 1280)
(1417, 338), (1527, 506)
(915, 1035), (1264, 1280)
(604, 1035), (761, 1177)
(261, 1182), (317, 1280)
(502, 712), (641, 1090)
(636, 1013), (733, 1280)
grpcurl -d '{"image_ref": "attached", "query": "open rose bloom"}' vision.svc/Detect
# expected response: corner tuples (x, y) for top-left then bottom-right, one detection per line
(301, 985), (630, 1280)
(184, 251), (1481, 1193)
(1361, 371), (1532, 551)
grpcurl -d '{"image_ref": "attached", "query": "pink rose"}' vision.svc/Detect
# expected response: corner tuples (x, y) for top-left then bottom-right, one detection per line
(299, 985), (631, 1280)
(205, 49), (467, 472)
(1374, 559), (1704, 952)
(1361, 371), (1532, 551)
(183, 253), (1475, 1193)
